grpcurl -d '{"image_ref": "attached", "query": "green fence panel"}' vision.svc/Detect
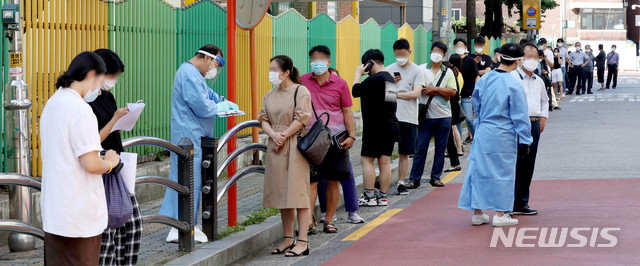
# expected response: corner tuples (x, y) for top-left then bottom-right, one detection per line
(413, 25), (428, 65)
(178, 1), (228, 138)
(109, 0), (177, 154)
(273, 10), (309, 75)
(426, 30), (432, 64)
(380, 22), (398, 66)
(360, 18), (380, 57)
(308, 13), (336, 72)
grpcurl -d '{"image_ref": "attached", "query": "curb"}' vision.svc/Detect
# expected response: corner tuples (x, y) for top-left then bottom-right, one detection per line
(169, 129), (469, 266)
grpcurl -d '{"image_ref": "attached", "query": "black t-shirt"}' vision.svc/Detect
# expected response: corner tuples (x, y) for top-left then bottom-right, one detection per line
(88, 90), (124, 153)
(460, 56), (479, 98)
(352, 71), (399, 143)
(553, 56), (561, 70)
(472, 53), (493, 71)
(491, 59), (501, 69)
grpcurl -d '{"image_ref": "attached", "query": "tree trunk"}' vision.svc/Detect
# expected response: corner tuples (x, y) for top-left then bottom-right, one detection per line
(480, 0), (504, 38)
(466, 0), (477, 42)
(480, 0), (492, 37)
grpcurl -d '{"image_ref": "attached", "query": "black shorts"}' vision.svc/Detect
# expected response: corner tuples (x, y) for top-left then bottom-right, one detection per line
(398, 122), (418, 155)
(597, 67), (605, 83)
(361, 138), (396, 158)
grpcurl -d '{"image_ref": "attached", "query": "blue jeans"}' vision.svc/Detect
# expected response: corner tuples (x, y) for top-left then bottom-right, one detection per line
(460, 97), (475, 137)
(562, 66), (568, 91)
(409, 117), (451, 182)
(318, 163), (359, 213)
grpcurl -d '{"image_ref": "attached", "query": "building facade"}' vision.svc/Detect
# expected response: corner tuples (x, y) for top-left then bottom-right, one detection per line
(359, 0), (433, 28)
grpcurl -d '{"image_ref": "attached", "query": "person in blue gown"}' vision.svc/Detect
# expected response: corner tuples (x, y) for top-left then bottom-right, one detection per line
(458, 43), (533, 227)
(161, 44), (237, 243)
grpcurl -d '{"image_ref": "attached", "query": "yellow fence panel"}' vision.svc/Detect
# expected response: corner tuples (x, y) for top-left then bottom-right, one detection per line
(235, 15), (273, 135)
(397, 23), (414, 62)
(24, 0), (108, 176)
(336, 16), (361, 111)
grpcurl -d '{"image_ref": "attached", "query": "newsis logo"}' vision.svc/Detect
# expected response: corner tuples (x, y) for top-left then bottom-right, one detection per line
(490, 227), (621, 248)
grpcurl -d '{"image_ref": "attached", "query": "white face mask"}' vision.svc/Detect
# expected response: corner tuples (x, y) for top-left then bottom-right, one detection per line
(83, 87), (100, 103)
(102, 78), (117, 91)
(269, 71), (283, 86)
(475, 47), (484, 54)
(430, 53), (443, 63)
(538, 45), (544, 50)
(395, 57), (409, 66)
(538, 58), (543, 63)
(558, 43), (564, 47)
(204, 67), (217, 80)
(575, 47), (581, 52)
(522, 58), (539, 72)
(612, 48), (616, 52)
(586, 49), (592, 53)
(554, 52), (559, 56)
(455, 47), (466, 55)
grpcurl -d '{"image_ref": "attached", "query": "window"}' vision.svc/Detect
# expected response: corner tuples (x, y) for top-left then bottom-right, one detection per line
(278, 3), (290, 15)
(580, 8), (625, 30)
(327, 2), (338, 21)
(452, 8), (462, 21)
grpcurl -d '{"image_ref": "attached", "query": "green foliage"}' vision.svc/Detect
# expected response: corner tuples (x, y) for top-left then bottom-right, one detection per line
(503, 0), (560, 17)
(240, 208), (280, 226)
(216, 226), (246, 240)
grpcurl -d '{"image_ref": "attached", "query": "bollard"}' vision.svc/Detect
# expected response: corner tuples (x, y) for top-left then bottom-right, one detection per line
(201, 137), (218, 241)
(177, 138), (194, 252)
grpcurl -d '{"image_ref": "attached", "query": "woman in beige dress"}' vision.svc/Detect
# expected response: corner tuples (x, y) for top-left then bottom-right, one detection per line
(259, 55), (313, 257)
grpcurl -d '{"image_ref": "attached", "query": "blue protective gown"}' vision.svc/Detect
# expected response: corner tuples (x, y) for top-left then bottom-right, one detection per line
(160, 62), (222, 223)
(458, 69), (533, 212)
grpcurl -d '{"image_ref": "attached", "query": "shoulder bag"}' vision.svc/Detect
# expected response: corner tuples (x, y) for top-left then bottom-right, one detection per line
(293, 86), (332, 166)
(100, 152), (133, 229)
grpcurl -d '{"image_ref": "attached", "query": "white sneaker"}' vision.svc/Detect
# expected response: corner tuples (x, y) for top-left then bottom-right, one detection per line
(358, 193), (377, 207)
(492, 213), (519, 227)
(194, 226), (209, 243)
(165, 227), (179, 243)
(471, 213), (490, 225)
(166, 226), (209, 243)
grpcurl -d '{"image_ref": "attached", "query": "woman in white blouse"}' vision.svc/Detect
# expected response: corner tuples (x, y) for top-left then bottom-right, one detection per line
(40, 51), (121, 265)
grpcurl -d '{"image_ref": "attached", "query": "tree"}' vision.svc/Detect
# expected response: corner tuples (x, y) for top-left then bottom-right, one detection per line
(480, 0), (504, 38)
(466, 0), (477, 42)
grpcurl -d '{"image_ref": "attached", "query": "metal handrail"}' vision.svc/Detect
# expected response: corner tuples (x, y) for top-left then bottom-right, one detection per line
(136, 176), (189, 196)
(122, 136), (188, 159)
(0, 221), (44, 239)
(217, 120), (261, 153)
(216, 165), (265, 203)
(216, 143), (267, 178)
(0, 174), (41, 191)
(141, 215), (191, 233)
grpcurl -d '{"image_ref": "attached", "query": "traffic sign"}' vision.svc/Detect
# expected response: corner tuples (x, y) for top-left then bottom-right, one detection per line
(522, 0), (541, 30)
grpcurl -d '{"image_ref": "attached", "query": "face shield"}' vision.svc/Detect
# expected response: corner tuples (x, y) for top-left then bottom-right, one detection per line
(198, 50), (226, 83)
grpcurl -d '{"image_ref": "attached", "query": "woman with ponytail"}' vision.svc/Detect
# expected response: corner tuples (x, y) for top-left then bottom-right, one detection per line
(40, 51), (120, 264)
(259, 55), (313, 257)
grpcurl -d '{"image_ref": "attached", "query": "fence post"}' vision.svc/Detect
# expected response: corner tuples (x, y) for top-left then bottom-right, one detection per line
(201, 137), (218, 241)
(177, 138), (194, 252)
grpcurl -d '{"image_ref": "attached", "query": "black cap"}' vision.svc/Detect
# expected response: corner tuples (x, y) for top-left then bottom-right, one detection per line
(537, 38), (547, 45)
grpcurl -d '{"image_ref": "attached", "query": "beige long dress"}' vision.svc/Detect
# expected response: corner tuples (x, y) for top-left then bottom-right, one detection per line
(259, 84), (312, 209)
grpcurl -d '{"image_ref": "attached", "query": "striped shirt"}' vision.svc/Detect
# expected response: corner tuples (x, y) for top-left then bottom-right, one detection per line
(419, 63), (457, 119)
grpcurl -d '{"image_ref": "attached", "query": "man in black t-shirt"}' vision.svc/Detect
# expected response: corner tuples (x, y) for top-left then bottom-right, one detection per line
(457, 38), (480, 144)
(471, 36), (493, 77)
(353, 49), (400, 207)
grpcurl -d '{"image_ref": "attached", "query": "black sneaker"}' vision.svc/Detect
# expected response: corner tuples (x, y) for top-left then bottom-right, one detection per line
(512, 206), (539, 215)
(463, 137), (473, 145)
(429, 179), (445, 187)
(397, 183), (409, 195)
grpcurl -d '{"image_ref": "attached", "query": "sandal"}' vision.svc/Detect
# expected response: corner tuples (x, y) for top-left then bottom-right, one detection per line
(323, 222), (338, 234)
(285, 239), (310, 257)
(271, 236), (296, 254)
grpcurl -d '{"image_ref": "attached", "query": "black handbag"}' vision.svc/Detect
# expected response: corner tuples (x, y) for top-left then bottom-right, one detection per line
(293, 86), (332, 166)
(419, 67), (448, 124)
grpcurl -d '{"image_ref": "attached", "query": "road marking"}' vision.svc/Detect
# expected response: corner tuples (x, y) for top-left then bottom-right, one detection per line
(342, 209), (403, 241)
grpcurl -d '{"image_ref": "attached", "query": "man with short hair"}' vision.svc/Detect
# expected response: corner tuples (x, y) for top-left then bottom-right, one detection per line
(386, 39), (427, 195)
(472, 36), (493, 76)
(458, 42), (532, 227)
(606, 45), (619, 89)
(537, 38), (554, 69)
(567, 42), (590, 95)
(583, 45), (596, 94)
(353, 49), (400, 206)
(457, 38), (479, 145)
(596, 44), (607, 91)
(557, 38), (569, 89)
(406, 42), (456, 189)
(511, 43), (549, 216)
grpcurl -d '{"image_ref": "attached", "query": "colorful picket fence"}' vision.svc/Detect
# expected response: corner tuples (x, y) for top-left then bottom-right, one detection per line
(3, 0), (507, 176)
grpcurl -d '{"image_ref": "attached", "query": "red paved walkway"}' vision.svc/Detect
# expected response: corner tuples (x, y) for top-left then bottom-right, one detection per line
(326, 179), (640, 265)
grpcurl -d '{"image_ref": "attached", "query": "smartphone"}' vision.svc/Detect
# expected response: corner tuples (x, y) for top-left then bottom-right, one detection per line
(364, 61), (374, 74)
(332, 130), (349, 149)
(394, 72), (401, 77)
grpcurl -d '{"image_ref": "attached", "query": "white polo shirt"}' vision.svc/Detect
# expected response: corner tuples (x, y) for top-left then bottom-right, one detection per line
(40, 88), (107, 237)
(511, 68), (550, 119)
